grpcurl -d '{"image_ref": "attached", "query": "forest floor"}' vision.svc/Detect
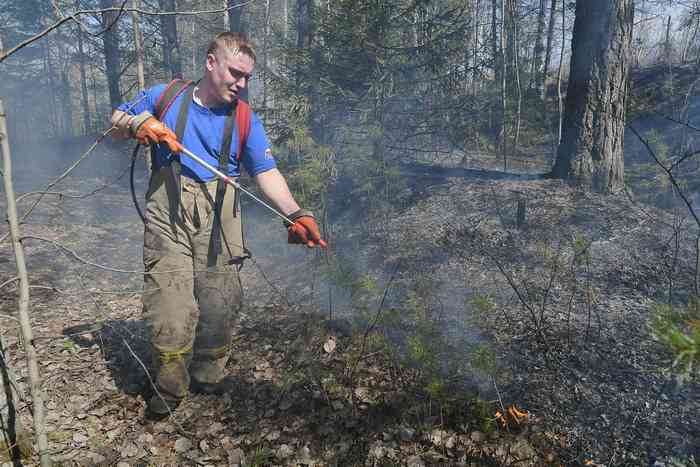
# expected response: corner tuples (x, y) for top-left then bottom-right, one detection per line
(1, 141), (699, 467)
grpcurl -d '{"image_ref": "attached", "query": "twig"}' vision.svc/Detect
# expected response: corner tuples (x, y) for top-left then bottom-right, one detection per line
(0, 96), (145, 244)
(348, 260), (401, 380)
(0, 276), (20, 290)
(15, 161), (131, 204)
(121, 338), (190, 435)
(20, 235), (219, 276)
(628, 125), (700, 230)
(492, 376), (509, 434)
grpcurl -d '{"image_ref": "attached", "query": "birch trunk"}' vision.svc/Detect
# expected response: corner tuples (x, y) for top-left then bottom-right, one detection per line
(131, 0), (146, 91)
(529, 0), (546, 97)
(1, 335), (32, 464)
(0, 100), (51, 467)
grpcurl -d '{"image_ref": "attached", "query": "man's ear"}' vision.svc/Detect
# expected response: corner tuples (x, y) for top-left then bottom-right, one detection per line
(205, 53), (216, 72)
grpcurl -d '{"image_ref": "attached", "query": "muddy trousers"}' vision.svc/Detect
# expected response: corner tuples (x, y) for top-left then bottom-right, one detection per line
(142, 168), (245, 404)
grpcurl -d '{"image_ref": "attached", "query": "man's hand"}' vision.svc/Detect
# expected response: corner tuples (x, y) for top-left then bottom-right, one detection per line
(286, 210), (327, 248)
(130, 111), (182, 153)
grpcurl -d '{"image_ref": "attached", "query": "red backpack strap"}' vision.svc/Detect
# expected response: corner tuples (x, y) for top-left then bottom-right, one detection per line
(154, 79), (194, 120)
(235, 99), (252, 161)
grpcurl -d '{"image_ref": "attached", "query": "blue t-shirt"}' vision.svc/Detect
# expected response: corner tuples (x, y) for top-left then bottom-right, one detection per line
(117, 84), (276, 181)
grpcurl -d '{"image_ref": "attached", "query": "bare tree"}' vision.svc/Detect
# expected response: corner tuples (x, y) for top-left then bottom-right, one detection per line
(550, 0), (634, 193)
(0, 100), (52, 466)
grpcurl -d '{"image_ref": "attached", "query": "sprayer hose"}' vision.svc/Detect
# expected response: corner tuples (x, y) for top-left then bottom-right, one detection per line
(130, 144), (146, 224)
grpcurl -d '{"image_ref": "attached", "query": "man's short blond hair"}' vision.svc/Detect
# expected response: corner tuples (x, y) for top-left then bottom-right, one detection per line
(207, 32), (256, 62)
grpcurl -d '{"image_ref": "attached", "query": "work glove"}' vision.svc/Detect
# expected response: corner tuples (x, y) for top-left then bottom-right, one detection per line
(285, 210), (327, 249)
(129, 111), (182, 153)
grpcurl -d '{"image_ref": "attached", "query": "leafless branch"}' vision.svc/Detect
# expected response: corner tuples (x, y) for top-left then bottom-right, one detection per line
(20, 235), (232, 277)
(348, 260), (401, 380)
(0, 96), (144, 244)
(0, 0), (258, 63)
(629, 125), (700, 230)
(122, 337), (189, 433)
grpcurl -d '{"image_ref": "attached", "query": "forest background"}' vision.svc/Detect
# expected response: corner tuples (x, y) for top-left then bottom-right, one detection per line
(1, 0), (700, 466)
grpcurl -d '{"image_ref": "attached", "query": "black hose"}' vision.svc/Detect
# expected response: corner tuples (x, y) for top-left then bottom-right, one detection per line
(130, 144), (146, 224)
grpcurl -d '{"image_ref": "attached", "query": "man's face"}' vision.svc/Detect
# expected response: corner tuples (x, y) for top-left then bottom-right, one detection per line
(206, 48), (254, 105)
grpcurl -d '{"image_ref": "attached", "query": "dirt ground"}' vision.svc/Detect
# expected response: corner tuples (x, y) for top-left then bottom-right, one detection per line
(1, 144), (699, 466)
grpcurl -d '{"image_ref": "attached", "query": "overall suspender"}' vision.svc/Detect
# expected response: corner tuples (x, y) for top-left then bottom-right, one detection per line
(153, 79), (250, 265)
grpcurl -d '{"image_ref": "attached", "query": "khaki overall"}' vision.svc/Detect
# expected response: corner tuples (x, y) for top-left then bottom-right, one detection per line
(142, 166), (245, 404)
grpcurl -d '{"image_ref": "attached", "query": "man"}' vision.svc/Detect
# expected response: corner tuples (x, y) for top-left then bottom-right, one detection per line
(111, 32), (325, 420)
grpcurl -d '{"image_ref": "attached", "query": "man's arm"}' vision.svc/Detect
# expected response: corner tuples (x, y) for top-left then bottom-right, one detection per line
(253, 168), (301, 216)
(254, 168), (327, 248)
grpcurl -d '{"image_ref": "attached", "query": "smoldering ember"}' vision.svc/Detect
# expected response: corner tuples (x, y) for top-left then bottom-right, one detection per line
(0, 1), (699, 466)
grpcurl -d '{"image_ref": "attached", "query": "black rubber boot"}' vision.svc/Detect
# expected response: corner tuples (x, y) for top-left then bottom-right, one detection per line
(144, 393), (182, 421)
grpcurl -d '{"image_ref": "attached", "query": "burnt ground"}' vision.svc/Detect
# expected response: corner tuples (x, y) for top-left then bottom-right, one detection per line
(0, 141), (699, 467)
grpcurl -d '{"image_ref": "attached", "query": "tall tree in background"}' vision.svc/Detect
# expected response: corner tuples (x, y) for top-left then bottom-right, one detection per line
(100, 0), (122, 109)
(529, 0), (547, 98)
(550, 0), (634, 193)
(131, 0), (146, 91)
(227, 0), (245, 33)
(75, 0), (92, 133)
(159, 0), (182, 79)
(541, 0), (557, 100)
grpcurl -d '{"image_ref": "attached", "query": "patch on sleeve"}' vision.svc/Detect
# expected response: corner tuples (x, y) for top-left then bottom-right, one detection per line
(264, 148), (273, 160)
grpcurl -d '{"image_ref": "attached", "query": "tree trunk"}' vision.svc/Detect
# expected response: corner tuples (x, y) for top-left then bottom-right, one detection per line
(60, 57), (73, 137)
(512, 0), (522, 149)
(664, 15), (672, 65)
(227, 0), (244, 33)
(100, 0), (122, 109)
(541, 0), (557, 100)
(500, 0), (507, 168)
(263, 0), (271, 108)
(131, 0), (146, 91)
(550, 0), (634, 193)
(556, 0), (565, 144)
(0, 100), (52, 467)
(159, 0), (182, 79)
(295, 0), (312, 92)
(471, 0), (480, 96)
(76, 0), (91, 134)
(1, 335), (32, 465)
(43, 41), (59, 135)
(491, 0), (503, 143)
(529, 0), (546, 97)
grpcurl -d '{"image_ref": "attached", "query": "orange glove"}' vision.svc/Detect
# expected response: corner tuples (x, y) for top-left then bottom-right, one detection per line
(129, 111), (182, 153)
(286, 210), (327, 249)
